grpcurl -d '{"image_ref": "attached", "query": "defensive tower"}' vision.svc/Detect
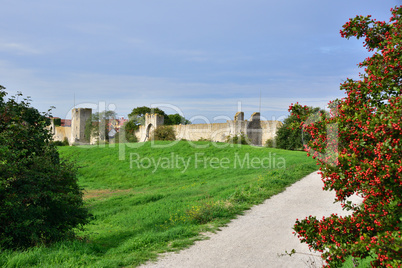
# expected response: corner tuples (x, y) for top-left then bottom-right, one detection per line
(71, 108), (92, 143)
(143, 113), (165, 141)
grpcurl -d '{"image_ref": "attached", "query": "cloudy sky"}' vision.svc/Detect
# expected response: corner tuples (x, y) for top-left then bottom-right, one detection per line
(0, 1), (400, 122)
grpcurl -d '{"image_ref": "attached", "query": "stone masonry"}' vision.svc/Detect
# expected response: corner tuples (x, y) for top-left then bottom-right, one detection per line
(51, 109), (282, 146)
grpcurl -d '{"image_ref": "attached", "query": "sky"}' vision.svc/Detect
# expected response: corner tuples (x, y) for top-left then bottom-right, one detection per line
(0, 1), (400, 123)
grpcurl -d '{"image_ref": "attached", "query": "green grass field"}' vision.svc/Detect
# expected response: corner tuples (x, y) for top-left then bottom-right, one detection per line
(0, 141), (317, 267)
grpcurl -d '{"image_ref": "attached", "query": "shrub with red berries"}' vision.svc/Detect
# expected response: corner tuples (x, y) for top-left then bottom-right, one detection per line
(292, 6), (402, 268)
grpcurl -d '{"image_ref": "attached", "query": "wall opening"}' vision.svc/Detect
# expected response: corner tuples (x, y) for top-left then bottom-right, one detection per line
(145, 123), (154, 141)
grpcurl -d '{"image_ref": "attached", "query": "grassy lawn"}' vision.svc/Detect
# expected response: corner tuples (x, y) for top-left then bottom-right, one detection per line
(342, 256), (375, 268)
(0, 141), (317, 267)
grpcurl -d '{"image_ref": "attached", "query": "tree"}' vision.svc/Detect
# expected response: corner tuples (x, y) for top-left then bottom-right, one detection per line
(292, 7), (402, 267)
(275, 106), (326, 150)
(0, 86), (91, 249)
(85, 110), (117, 143)
(128, 106), (168, 125)
(120, 120), (138, 143)
(128, 106), (191, 126)
(167, 113), (191, 125)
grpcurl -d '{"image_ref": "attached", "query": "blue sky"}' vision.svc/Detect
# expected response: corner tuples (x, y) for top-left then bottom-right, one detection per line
(0, 1), (400, 122)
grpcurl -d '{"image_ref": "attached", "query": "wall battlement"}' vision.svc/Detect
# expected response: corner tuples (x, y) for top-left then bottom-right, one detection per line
(51, 109), (281, 146)
(137, 111), (281, 146)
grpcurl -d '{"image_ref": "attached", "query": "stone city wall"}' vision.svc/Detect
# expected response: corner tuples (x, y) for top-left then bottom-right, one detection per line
(135, 112), (282, 146)
(52, 126), (72, 144)
(51, 109), (282, 146)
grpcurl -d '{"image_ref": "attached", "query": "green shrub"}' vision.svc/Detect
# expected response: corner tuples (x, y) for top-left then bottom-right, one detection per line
(274, 106), (326, 151)
(0, 86), (91, 249)
(153, 126), (176, 141)
(52, 140), (64, 146)
(121, 121), (138, 143)
(62, 137), (69, 146)
(226, 133), (249, 145)
(124, 131), (138, 143)
(53, 118), (61, 126)
(265, 138), (275, 148)
(52, 137), (69, 146)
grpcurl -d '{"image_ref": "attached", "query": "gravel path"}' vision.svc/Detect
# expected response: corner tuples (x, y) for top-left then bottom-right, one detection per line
(140, 171), (361, 268)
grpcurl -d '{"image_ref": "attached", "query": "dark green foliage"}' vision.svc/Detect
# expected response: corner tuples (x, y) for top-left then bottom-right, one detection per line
(275, 116), (305, 150)
(84, 118), (93, 142)
(121, 120), (138, 143)
(0, 86), (90, 249)
(53, 118), (61, 126)
(52, 137), (69, 146)
(265, 138), (275, 148)
(167, 113), (191, 125)
(153, 126), (176, 141)
(128, 106), (191, 126)
(226, 133), (249, 145)
(275, 106), (326, 150)
(128, 106), (166, 119)
(129, 106), (168, 125)
(52, 140), (64, 146)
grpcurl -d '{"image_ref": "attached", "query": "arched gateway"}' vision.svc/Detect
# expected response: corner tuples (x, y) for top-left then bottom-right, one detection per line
(143, 113), (164, 141)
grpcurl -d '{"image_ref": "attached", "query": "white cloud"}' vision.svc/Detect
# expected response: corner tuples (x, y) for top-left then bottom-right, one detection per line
(0, 60), (344, 122)
(1, 0), (385, 123)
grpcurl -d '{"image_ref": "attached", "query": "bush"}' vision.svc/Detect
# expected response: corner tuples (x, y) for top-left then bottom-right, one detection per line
(226, 133), (249, 145)
(124, 132), (138, 143)
(53, 118), (61, 126)
(111, 130), (138, 144)
(275, 106), (326, 150)
(153, 126), (176, 141)
(265, 139), (275, 148)
(62, 137), (69, 146)
(0, 86), (91, 249)
(52, 137), (69, 146)
(291, 7), (402, 267)
(52, 140), (64, 146)
(122, 120), (138, 143)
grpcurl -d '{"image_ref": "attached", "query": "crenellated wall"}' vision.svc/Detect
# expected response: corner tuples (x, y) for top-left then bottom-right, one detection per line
(135, 111), (282, 146)
(51, 109), (282, 146)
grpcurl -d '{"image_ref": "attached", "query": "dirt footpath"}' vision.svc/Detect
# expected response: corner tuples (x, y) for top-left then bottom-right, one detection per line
(140, 172), (361, 268)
